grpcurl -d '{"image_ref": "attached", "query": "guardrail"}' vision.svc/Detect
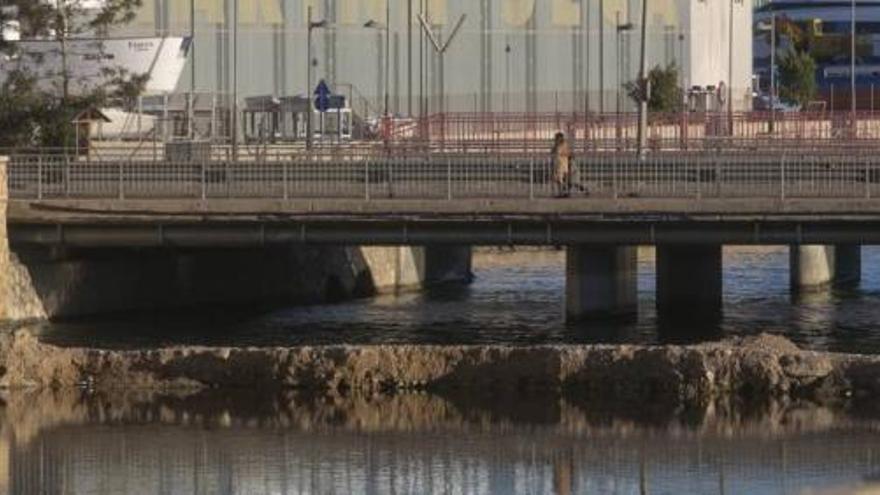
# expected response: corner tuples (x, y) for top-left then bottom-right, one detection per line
(7, 152), (880, 202)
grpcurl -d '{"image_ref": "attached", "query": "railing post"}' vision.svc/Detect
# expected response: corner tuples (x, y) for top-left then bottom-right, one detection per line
(612, 154), (618, 200)
(446, 157), (452, 201)
(780, 153), (786, 201)
(283, 162), (290, 200)
(529, 156), (535, 200)
(37, 156), (43, 200)
(118, 161), (125, 200)
(364, 159), (370, 201)
(866, 156), (871, 200)
(64, 157), (70, 198)
(201, 162), (207, 200)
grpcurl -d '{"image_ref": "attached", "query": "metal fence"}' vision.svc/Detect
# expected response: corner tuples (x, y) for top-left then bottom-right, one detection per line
(10, 111), (880, 164)
(8, 152), (880, 202)
(381, 111), (880, 153)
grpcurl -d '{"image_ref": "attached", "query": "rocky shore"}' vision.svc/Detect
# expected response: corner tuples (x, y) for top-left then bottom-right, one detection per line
(1, 331), (879, 408)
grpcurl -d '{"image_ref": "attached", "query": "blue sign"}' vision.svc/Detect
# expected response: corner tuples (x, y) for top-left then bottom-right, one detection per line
(314, 79), (332, 112)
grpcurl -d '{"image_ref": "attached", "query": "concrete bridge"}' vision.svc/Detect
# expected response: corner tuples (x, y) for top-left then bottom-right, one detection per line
(2, 153), (878, 323)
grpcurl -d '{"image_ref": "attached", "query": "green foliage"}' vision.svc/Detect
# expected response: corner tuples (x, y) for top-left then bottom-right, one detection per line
(777, 49), (817, 107)
(626, 63), (683, 113)
(0, 0), (144, 149)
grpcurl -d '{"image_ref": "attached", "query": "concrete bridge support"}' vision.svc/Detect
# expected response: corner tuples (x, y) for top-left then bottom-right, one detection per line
(656, 245), (723, 325)
(790, 245), (861, 291)
(0, 158), (8, 320)
(1, 243), (473, 321)
(565, 246), (638, 321)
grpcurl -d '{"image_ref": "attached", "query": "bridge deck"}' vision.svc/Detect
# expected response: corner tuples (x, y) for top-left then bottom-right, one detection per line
(9, 153), (880, 246)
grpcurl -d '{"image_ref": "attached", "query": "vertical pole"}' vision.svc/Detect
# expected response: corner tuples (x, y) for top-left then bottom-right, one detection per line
(599, 0), (605, 114)
(852, 0), (858, 122)
(585, 0), (591, 115)
(307, 6), (313, 150)
(37, 157), (43, 200)
(232, 0), (239, 160)
(385, 0), (390, 117)
(190, 0), (196, 140)
(408, 0), (413, 116)
(770, 13), (776, 134)
(728, 0), (735, 135)
(505, 41), (511, 112)
(419, 0), (424, 119)
(636, 0), (649, 157)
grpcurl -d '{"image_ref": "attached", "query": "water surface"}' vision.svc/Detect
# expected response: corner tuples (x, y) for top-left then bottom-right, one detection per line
(30, 246), (880, 354)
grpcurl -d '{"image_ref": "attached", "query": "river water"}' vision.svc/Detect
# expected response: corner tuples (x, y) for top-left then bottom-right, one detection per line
(31, 246), (880, 354)
(8, 246), (880, 494)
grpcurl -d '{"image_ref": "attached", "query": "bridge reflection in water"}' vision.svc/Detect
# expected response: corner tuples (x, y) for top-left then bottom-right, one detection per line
(2, 389), (879, 495)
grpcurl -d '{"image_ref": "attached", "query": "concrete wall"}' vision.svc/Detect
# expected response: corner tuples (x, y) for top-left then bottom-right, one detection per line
(1, 244), (472, 321)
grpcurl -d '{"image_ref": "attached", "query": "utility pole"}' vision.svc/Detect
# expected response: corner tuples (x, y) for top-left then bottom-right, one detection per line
(771, 13), (776, 133)
(385, 0), (391, 117)
(189, 0), (195, 140)
(728, 0), (736, 135)
(852, 0), (857, 120)
(307, 6), (313, 150)
(599, 0), (605, 114)
(636, 0), (649, 157)
(407, 0), (413, 116)
(232, 0), (238, 160)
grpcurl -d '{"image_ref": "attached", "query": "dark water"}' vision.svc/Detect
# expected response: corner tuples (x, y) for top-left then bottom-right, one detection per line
(11, 247), (880, 493)
(30, 246), (880, 354)
(2, 389), (880, 495)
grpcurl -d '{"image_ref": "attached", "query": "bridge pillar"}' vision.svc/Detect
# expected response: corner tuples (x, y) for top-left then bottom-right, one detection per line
(565, 246), (638, 321)
(835, 244), (862, 287)
(359, 246), (473, 293)
(656, 245), (723, 327)
(0, 157), (8, 320)
(790, 245), (861, 291)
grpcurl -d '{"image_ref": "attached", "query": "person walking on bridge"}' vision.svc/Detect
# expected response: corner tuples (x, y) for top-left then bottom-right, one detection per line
(552, 132), (572, 197)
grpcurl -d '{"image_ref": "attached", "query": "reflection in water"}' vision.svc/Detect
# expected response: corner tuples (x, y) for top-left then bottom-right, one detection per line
(0, 390), (879, 495)
(29, 247), (880, 354)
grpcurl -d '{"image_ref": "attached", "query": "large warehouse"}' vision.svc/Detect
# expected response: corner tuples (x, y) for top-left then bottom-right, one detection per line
(118, 0), (753, 116)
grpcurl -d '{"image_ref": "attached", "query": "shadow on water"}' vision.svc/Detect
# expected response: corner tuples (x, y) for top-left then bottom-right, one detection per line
(1, 388), (880, 494)
(23, 246), (880, 354)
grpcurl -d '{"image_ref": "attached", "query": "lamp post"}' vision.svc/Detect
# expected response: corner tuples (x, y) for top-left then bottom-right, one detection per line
(616, 14), (634, 149)
(599, 0), (605, 113)
(365, 11), (391, 117)
(505, 41), (511, 112)
(306, 7), (328, 150)
(232, 0), (238, 160)
(189, 0), (195, 140)
(636, 0), (649, 157)
(616, 15), (634, 115)
(757, 15), (777, 133)
(728, 0), (743, 135)
(852, 0), (857, 120)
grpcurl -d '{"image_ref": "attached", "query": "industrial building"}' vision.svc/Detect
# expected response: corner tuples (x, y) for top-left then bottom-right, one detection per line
(119, 0), (753, 116)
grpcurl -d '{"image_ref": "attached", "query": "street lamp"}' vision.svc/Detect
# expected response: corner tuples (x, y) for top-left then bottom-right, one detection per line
(616, 13), (634, 149)
(851, 0), (857, 120)
(599, 0), (605, 113)
(728, 0), (743, 135)
(306, 7), (329, 150)
(504, 41), (511, 113)
(636, 0), (649, 157)
(757, 14), (777, 133)
(616, 14), (634, 115)
(365, 12), (391, 117)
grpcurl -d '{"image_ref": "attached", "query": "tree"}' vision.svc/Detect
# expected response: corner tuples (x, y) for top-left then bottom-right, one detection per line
(626, 63), (683, 113)
(0, 0), (144, 149)
(777, 49), (817, 107)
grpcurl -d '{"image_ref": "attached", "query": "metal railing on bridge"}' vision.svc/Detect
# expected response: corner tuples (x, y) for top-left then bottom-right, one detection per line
(7, 152), (880, 202)
(8, 111), (880, 163)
